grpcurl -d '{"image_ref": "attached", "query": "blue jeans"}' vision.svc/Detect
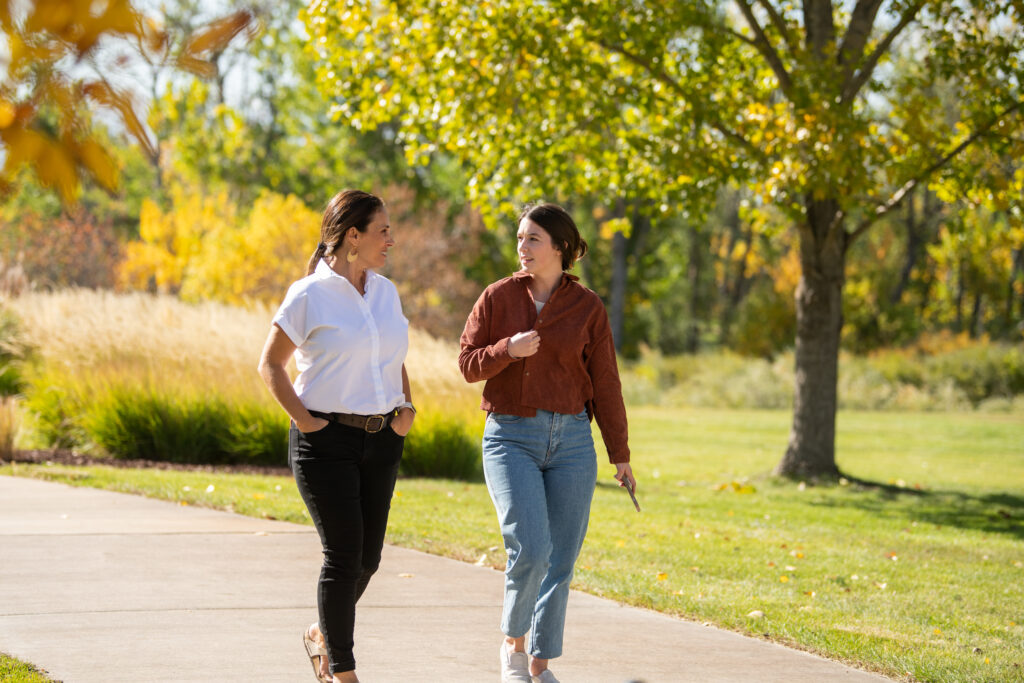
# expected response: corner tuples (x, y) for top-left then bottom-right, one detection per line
(482, 409), (598, 659)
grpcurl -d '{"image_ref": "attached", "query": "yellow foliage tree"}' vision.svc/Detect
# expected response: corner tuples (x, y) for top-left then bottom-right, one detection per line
(0, 1), (255, 203)
(118, 190), (318, 305)
(183, 192), (319, 305)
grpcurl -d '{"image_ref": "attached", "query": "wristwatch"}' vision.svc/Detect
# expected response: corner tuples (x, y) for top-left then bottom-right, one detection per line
(398, 401), (417, 415)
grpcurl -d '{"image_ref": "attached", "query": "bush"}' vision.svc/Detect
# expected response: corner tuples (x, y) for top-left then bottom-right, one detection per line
(22, 372), (288, 465)
(0, 306), (32, 397)
(621, 339), (1024, 411)
(0, 396), (18, 460)
(400, 410), (482, 481)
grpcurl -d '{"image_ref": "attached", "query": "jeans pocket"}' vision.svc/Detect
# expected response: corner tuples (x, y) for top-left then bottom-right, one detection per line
(489, 412), (523, 424)
(571, 409), (589, 421)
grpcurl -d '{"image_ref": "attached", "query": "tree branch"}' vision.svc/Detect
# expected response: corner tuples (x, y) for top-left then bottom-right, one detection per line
(734, 0), (794, 97)
(840, 0), (926, 105)
(837, 0), (884, 74)
(803, 0), (836, 58)
(848, 98), (1024, 244)
(752, 0), (799, 52)
(593, 38), (764, 160)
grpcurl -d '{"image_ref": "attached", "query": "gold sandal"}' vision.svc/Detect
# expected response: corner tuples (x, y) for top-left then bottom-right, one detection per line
(302, 623), (331, 683)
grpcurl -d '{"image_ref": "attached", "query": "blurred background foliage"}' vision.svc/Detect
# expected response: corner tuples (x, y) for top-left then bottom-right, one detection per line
(1, 0), (1022, 476)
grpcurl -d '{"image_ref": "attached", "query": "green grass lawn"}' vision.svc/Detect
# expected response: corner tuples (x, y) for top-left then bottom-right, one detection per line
(0, 654), (53, 683)
(4, 408), (1023, 683)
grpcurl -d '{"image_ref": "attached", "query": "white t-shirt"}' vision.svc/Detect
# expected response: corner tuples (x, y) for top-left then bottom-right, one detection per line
(272, 259), (409, 415)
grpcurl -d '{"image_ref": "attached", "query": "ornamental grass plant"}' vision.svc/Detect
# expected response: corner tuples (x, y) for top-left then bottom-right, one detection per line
(8, 290), (481, 473)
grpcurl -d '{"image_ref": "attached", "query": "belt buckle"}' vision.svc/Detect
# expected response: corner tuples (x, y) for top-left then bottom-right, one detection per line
(365, 414), (386, 433)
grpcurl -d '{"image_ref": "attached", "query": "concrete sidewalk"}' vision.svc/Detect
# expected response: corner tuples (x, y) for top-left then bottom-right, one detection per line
(0, 475), (890, 682)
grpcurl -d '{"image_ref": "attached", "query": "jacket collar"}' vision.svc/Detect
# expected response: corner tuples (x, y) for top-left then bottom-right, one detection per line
(511, 271), (579, 283)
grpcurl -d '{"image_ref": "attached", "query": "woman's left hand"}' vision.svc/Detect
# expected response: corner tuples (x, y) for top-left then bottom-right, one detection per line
(390, 407), (416, 436)
(615, 462), (636, 491)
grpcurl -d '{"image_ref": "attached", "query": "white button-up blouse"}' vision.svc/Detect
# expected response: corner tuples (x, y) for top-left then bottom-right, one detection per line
(272, 259), (409, 415)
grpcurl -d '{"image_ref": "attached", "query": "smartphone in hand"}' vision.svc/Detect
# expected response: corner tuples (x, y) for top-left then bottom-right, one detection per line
(622, 476), (641, 512)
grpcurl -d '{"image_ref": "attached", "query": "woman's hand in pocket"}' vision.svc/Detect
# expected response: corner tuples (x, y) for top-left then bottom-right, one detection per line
(390, 407), (416, 436)
(296, 416), (330, 434)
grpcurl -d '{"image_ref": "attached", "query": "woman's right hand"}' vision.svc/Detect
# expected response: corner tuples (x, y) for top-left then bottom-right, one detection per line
(295, 416), (330, 434)
(508, 330), (540, 358)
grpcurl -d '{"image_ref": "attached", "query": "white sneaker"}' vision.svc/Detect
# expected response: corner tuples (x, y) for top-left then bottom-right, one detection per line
(499, 642), (532, 682)
(532, 670), (560, 683)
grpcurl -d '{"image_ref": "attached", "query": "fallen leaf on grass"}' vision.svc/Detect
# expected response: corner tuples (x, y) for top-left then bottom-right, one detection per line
(714, 481), (757, 494)
(474, 554), (488, 566)
(779, 575), (789, 583)
(656, 572), (668, 581)
(747, 610), (765, 618)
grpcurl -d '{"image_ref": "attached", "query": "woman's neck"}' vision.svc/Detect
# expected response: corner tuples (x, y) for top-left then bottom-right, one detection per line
(326, 256), (368, 293)
(528, 269), (563, 302)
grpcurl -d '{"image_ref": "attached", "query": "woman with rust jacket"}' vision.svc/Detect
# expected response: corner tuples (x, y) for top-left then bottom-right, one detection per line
(459, 202), (635, 683)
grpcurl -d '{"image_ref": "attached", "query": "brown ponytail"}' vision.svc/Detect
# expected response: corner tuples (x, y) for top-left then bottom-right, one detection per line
(306, 190), (385, 276)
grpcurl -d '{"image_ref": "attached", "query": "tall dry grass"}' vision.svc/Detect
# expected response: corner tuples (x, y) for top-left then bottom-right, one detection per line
(5, 290), (483, 470)
(7, 289), (477, 407)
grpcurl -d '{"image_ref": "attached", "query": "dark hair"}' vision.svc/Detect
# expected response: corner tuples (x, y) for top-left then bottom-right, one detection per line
(306, 189), (385, 275)
(517, 202), (588, 271)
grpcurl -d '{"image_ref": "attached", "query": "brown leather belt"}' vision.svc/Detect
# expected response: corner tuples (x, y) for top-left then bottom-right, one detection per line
(309, 408), (399, 434)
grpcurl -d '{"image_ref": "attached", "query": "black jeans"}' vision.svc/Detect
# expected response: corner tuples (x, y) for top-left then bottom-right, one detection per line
(289, 420), (404, 674)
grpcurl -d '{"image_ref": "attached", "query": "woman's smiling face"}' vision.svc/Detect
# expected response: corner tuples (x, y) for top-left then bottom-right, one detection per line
(517, 217), (563, 278)
(353, 208), (393, 269)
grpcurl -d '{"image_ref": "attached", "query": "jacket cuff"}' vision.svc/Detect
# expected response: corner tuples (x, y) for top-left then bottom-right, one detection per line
(495, 337), (516, 360)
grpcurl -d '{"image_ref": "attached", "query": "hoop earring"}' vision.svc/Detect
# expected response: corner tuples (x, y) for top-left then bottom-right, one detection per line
(346, 249), (358, 263)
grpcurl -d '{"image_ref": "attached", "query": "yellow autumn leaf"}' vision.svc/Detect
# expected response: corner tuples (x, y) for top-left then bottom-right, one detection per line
(599, 216), (631, 240)
(656, 572), (668, 581)
(0, 101), (16, 129)
(779, 575), (789, 583)
(76, 138), (119, 192)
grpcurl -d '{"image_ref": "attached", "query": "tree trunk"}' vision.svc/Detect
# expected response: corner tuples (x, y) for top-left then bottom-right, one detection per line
(609, 229), (627, 351)
(718, 202), (750, 345)
(955, 261), (965, 332)
(970, 292), (983, 338)
(890, 186), (921, 305)
(776, 199), (845, 480)
(685, 227), (702, 353)
(1007, 248), (1023, 334)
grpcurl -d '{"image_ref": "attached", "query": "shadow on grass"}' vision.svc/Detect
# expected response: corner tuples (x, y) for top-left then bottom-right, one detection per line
(810, 475), (1024, 540)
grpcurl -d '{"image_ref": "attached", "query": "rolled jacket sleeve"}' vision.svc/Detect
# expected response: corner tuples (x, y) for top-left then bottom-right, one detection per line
(459, 288), (517, 383)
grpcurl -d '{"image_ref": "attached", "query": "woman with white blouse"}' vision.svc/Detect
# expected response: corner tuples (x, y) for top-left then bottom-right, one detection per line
(258, 189), (415, 683)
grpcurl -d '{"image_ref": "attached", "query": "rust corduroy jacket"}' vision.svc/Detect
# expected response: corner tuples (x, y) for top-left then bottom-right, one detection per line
(458, 272), (629, 463)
